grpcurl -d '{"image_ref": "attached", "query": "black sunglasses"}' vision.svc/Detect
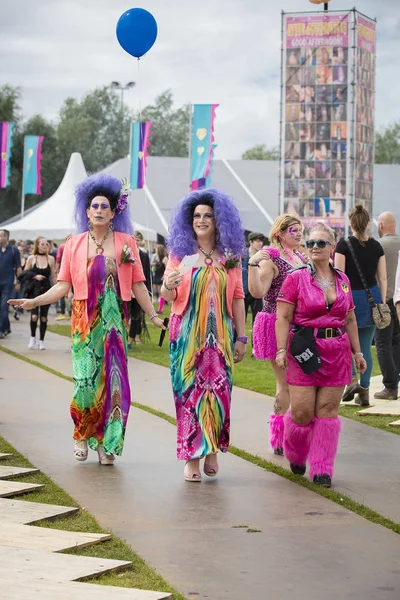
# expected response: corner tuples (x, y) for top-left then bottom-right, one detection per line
(305, 239), (332, 249)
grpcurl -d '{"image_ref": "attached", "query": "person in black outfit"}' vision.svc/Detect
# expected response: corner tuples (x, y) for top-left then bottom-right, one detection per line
(23, 236), (55, 350)
(0, 229), (21, 338)
(128, 231), (152, 347)
(334, 205), (387, 406)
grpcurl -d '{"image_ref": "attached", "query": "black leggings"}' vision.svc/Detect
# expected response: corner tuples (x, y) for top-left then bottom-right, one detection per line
(30, 304), (50, 340)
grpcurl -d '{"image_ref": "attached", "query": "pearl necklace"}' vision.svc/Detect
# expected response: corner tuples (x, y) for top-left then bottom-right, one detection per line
(198, 246), (215, 267)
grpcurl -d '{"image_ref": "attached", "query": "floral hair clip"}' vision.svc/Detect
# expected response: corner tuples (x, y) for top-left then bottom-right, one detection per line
(116, 178), (129, 214)
(219, 248), (241, 271)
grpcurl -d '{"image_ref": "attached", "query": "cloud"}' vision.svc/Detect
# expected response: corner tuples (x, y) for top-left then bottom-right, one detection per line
(1, 0), (397, 157)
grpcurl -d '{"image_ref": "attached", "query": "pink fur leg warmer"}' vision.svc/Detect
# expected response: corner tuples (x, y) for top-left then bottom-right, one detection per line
(269, 414), (284, 450)
(283, 411), (313, 465)
(158, 297), (166, 312)
(309, 417), (341, 479)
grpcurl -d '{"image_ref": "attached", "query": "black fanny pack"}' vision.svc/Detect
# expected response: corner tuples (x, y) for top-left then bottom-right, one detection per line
(290, 326), (322, 375)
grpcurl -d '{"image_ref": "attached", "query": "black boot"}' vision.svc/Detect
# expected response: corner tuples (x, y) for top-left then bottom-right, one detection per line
(290, 463), (306, 476)
(313, 474), (332, 488)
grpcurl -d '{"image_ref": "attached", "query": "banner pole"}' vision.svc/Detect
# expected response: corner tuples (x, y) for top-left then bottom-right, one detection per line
(278, 10), (285, 217)
(188, 103), (193, 190)
(20, 136), (26, 218)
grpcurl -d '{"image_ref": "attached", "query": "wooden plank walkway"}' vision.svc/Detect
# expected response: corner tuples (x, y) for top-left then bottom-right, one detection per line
(0, 465), (39, 479)
(0, 522), (111, 552)
(0, 498), (78, 524)
(0, 480), (44, 497)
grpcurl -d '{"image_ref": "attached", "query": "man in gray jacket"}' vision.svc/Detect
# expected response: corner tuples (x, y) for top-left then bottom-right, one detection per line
(375, 212), (400, 399)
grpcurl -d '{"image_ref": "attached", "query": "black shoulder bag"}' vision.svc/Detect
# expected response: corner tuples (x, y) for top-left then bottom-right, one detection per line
(346, 238), (391, 329)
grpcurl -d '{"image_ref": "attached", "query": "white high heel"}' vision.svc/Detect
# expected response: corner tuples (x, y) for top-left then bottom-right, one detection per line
(97, 445), (115, 465)
(74, 440), (88, 461)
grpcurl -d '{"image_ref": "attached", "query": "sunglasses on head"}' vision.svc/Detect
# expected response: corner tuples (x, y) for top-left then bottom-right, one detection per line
(305, 239), (332, 249)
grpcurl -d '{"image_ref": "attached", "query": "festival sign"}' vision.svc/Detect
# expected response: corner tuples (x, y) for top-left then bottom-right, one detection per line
(281, 11), (350, 238)
(354, 14), (376, 218)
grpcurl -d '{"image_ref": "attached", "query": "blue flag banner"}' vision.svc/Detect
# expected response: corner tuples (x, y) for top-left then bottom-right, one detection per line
(23, 135), (44, 195)
(190, 104), (218, 190)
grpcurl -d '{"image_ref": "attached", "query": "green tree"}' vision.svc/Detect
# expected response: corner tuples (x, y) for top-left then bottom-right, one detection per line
(0, 84), (21, 123)
(375, 122), (400, 164)
(242, 144), (280, 160)
(140, 90), (190, 157)
(57, 86), (134, 173)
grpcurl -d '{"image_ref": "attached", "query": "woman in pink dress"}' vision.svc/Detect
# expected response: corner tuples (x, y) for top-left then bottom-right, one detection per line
(249, 215), (306, 456)
(275, 222), (366, 487)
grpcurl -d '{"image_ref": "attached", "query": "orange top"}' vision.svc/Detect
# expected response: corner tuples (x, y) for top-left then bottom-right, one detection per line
(164, 257), (245, 318)
(57, 231), (145, 301)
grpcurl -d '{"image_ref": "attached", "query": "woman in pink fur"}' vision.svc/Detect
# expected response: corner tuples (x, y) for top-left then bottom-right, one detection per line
(275, 222), (366, 487)
(249, 214), (306, 456)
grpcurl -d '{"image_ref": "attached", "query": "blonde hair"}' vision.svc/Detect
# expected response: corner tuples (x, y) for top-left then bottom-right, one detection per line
(32, 236), (48, 255)
(269, 214), (302, 247)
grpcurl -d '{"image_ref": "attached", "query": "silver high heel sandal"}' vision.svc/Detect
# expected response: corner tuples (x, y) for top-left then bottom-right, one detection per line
(97, 445), (115, 465)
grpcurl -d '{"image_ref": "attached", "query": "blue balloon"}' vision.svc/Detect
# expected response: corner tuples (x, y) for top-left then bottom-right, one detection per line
(116, 8), (158, 59)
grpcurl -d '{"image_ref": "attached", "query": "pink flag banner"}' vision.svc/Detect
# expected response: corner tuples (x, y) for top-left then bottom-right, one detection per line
(0, 122), (15, 189)
(130, 122), (152, 190)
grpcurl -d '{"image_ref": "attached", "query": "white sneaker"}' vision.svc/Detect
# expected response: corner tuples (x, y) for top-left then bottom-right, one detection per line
(28, 337), (36, 349)
(38, 340), (45, 351)
(97, 445), (115, 465)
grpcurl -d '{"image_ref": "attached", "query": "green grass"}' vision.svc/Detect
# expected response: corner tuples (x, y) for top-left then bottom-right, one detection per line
(49, 314), (382, 397)
(0, 435), (184, 598)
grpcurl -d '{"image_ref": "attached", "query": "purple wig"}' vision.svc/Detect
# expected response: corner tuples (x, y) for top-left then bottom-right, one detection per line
(74, 173), (133, 235)
(167, 188), (245, 260)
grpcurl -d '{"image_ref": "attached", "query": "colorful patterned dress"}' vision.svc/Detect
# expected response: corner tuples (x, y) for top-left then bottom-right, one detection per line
(169, 267), (234, 460)
(70, 255), (130, 456)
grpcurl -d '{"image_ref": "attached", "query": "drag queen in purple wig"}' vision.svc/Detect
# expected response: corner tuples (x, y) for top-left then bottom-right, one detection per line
(161, 189), (246, 482)
(9, 173), (165, 465)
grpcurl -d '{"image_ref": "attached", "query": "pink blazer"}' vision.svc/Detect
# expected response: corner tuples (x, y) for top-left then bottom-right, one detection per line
(164, 258), (245, 318)
(57, 231), (145, 301)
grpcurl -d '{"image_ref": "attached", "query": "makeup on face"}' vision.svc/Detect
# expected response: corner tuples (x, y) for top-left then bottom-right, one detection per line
(193, 212), (214, 220)
(91, 202), (110, 211)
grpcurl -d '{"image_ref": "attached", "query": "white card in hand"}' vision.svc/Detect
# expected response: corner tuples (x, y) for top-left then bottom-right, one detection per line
(178, 253), (199, 275)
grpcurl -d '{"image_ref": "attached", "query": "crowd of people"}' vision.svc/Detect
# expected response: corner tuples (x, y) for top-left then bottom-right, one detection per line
(2, 174), (400, 488)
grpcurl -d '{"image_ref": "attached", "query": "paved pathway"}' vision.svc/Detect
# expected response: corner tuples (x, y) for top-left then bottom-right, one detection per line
(2, 320), (400, 523)
(1, 349), (400, 599)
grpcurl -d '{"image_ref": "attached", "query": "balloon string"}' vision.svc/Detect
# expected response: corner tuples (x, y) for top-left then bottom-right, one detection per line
(136, 57), (152, 290)
(137, 58), (142, 123)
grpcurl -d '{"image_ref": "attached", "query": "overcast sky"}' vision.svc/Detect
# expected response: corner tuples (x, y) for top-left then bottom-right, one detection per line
(1, 0), (399, 159)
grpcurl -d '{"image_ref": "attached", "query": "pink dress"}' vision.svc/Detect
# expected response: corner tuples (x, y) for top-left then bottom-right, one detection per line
(253, 249), (306, 360)
(277, 265), (354, 386)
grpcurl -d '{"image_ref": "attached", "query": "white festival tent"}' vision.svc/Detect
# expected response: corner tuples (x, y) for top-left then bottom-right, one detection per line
(3, 153), (157, 241)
